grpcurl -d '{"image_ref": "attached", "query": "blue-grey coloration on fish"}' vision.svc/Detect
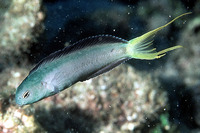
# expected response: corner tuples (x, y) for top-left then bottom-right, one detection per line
(15, 13), (190, 106)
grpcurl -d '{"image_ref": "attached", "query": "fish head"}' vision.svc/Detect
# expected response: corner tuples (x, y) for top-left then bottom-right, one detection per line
(15, 75), (45, 106)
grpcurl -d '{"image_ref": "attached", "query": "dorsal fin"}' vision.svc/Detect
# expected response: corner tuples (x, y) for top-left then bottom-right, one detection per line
(29, 35), (128, 75)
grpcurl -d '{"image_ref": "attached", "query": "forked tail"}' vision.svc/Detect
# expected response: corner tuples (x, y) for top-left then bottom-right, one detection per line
(126, 12), (191, 60)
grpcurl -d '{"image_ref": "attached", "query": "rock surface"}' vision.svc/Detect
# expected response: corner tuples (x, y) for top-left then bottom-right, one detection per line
(0, 0), (44, 69)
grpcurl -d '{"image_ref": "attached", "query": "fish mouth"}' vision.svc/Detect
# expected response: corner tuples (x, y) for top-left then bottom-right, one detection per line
(15, 101), (23, 106)
(15, 95), (25, 106)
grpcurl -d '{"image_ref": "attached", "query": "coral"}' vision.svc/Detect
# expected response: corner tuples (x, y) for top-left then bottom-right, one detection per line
(0, 105), (45, 133)
(0, 67), (29, 101)
(0, 0), (44, 68)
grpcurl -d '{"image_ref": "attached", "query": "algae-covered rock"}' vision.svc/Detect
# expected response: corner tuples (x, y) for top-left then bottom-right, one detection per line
(0, 67), (29, 102)
(0, 105), (45, 133)
(32, 64), (168, 132)
(0, 0), (44, 68)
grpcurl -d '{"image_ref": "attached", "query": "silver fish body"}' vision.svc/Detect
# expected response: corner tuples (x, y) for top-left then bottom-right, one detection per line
(42, 41), (128, 92)
(16, 36), (129, 105)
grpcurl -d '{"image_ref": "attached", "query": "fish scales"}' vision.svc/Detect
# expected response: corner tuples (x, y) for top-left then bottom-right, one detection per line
(46, 41), (129, 90)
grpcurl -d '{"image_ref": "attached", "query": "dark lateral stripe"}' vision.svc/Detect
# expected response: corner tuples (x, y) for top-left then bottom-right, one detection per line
(29, 35), (128, 75)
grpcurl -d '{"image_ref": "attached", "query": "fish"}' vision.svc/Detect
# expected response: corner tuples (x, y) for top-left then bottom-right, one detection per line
(15, 12), (191, 106)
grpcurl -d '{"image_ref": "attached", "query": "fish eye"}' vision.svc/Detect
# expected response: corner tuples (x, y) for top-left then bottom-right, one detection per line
(23, 91), (30, 99)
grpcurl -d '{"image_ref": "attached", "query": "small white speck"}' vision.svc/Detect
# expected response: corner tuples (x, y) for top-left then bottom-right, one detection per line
(90, 94), (95, 100)
(134, 82), (139, 88)
(165, 125), (170, 130)
(22, 115), (28, 122)
(127, 116), (132, 121)
(30, 22), (35, 27)
(22, 34), (26, 39)
(3, 128), (8, 132)
(127, 123), (135, 130)
(136, 106), (141, 112)
(135, 90), (143, 96)
(11, 71), (21, 78)
(101, 85), (106, 90)
(14, 110), (22, 118)
(4, 119), (15, 128)
(113, 29), (116, 32)
(169, 15), (171, 18)
(132, 113), (137, 120)
(85, 79), (92, 84)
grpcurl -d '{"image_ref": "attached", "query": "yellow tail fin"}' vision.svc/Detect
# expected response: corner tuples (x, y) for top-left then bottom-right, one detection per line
(126, 12), (191, 60)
